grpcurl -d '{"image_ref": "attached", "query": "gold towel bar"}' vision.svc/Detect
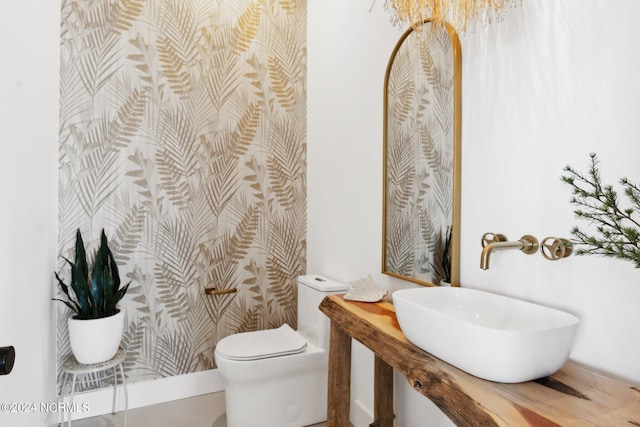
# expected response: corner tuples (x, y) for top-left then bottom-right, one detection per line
(204, 287), (238, 296)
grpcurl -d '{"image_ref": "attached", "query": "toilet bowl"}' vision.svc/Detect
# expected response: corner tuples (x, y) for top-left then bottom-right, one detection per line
(214, 275), (348, 427)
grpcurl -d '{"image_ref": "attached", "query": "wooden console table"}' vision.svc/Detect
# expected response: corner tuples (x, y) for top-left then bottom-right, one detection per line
(319, 294), (640, 426)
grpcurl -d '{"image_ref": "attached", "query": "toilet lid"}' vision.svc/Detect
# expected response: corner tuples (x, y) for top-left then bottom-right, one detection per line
(216, 324), (307, 361)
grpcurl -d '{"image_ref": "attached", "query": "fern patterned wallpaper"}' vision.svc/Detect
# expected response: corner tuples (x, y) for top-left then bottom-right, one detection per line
(58, 0), (306, 388)
(385, 26), (453, 284)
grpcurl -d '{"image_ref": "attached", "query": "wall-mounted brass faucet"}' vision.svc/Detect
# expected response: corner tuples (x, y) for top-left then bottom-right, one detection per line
(480, 233), (539, 270)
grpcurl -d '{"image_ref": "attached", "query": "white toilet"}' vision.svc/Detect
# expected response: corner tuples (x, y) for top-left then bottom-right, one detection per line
(214, 275), (348, 427)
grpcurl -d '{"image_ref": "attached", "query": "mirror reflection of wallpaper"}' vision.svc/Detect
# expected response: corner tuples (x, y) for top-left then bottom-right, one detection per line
(385, 24), (453, 283)
(58, 0), (306, 389)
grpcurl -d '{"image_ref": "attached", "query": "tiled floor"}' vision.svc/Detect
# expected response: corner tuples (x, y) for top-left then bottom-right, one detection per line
(67, 392), (328, 427)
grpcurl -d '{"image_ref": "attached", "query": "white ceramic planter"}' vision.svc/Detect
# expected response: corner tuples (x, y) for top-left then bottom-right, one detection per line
(68, 309), (124, 364)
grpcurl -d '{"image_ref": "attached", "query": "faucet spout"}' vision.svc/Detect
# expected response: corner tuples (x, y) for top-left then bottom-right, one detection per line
(480, 234), (539, 270)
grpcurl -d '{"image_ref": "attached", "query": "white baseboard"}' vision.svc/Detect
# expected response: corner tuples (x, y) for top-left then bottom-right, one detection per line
(50, 369), (223, 423)
(350, 398), (373, 427)
(49, 369), (373, 426)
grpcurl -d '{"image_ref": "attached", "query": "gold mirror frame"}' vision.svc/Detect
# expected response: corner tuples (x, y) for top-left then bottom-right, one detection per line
(382, 20), (461, 287)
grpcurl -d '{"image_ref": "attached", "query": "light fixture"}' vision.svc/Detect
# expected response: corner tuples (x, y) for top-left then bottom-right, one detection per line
(384, 0), (518, 32)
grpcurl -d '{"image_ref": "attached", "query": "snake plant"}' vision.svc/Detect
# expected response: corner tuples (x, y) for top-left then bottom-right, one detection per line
(430, 226), (452, 285)
(54, 229), (130, 319)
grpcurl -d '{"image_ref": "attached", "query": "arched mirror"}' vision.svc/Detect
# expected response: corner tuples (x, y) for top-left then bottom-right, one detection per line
(382, 20), (461, 287)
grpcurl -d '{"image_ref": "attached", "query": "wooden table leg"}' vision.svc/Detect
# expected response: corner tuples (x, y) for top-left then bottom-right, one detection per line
(371, 355), (394, 427)
(327, 321), (352, 427)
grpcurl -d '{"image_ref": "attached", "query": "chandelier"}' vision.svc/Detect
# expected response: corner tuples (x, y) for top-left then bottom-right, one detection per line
(384, 0), (518, 31)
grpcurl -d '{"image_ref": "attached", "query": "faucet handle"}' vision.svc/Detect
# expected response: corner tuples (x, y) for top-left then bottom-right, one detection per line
(540, 237), (573, 261)
(481, 233), (508, 248)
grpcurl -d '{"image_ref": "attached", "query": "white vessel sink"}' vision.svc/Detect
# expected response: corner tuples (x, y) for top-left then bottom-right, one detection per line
(393, 287), (579, 383)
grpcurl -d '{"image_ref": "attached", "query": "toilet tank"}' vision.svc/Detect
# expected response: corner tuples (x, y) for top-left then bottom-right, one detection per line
(297, 275), (348, 350)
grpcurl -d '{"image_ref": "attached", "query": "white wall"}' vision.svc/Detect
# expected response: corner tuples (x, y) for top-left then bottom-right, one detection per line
(461, 0), (640, 384)
(308, 1), (640, 426)
(0, 1), (60, 426)
(307, 1), (401, 424)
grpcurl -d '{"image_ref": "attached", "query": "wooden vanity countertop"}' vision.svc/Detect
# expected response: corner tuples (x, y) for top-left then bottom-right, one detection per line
(319, 293), (640, 427)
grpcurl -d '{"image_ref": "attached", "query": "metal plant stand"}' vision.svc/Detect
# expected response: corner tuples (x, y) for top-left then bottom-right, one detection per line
(60, 348), (128, 426)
